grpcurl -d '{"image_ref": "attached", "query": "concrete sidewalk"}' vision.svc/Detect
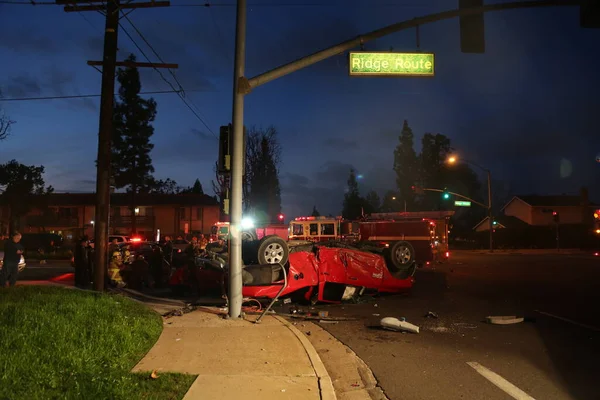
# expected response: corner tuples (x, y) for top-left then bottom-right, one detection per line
(132, 308), (336, 400)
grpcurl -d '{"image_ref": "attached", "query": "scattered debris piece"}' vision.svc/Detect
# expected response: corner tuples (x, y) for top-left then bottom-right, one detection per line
(430, 326), (450, 333)
(319, 320), (339, 324)
(486, 316), (524, 325)
(381, 317), (420, 333)
(175, 338), (181, 341)
(150, 370), (159, 379)
(373, 313), (380, 317)
(306, 331), (311, 336)
(318, 311), (329, 318)
(374, 304), (379, 308)
(425, 311), (439, 319)
(283, 298), (292, 304)
(452, 322), (478, 329)
(351, 383), (360, 387)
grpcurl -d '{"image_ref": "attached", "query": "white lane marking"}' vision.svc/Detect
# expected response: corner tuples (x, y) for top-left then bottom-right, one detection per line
(535, 310), (600, 332)
(467, 362), (536, 400)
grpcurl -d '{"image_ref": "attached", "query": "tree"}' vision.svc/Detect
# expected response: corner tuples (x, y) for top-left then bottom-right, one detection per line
(311, 205), (320, 217)
(342, 169), (363, 220)
(0, 160), (53, 233)
(148, 178), (179, 194)
(364, 190), (381, 214)
(245, 126), (282, 224)
(0, 90), (14, 141)
(111, 54), (157, 234)
(393, 120), (419, 210)
(180, 178), (204, 194)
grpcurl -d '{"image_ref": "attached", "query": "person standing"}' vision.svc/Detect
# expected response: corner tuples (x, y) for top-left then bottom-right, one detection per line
(0, 232), (24, 287)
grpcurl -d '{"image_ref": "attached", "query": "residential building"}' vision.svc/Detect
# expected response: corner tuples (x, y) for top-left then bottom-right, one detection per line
(474, 192), (597, 232)
(0, 192), (220, 240)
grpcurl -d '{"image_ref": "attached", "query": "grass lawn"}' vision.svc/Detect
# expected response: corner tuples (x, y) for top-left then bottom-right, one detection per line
(0, 286), (196, 399)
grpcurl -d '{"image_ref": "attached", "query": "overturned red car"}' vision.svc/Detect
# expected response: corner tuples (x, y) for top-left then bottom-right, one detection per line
(169, 241), (415, 304)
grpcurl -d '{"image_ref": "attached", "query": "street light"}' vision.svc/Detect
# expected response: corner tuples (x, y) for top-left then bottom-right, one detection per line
(447, 154), (494, 253)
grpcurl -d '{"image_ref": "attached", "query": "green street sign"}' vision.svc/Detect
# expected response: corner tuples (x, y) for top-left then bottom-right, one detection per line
(454, 201), (472, 207)
(349, 52), (435, 77)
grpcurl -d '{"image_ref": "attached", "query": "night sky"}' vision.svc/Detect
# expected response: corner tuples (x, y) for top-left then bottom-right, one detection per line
(1, 0), (599, 218)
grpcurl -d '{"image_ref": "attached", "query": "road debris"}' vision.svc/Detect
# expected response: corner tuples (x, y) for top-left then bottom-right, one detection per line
(381, 317), (420, 333)
(486, 316), (524, 325)
(319, 320), (339, 324)
(424, 311), (439, 319)
(318, 311), (329, 318)
(150, 369), (159, 379)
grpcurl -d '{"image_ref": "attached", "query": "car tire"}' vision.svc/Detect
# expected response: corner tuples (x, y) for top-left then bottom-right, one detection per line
(257, 235), (289, 266)
(386, 241), (416, 279)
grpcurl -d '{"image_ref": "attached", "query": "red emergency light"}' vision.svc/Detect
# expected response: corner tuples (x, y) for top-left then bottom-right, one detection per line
(130, 237), (142, 242)
(278, 214), (285, 221)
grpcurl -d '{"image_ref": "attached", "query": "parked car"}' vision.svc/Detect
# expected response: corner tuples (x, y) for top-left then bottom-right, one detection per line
(0, 251), (27, 272)
(169, 240), (416, 303)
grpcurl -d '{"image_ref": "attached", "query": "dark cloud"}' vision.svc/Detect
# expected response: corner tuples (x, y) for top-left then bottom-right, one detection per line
(322, 137), (358, 150)
(281, 172), (310, 187)
(151, 130), (218, 166)
(1, 74), (41, 98)
(246, 15), (359, 77)
(190, 128), (215, 141)
(0, 25), (58, 53)
(280, 161), (356, 216)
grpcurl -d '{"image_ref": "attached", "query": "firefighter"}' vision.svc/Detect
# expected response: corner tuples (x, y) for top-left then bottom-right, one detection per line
(108, 250), (126, 288)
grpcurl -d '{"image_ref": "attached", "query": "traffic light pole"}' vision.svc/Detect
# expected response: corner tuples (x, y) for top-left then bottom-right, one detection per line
(228, 0), (247, 319)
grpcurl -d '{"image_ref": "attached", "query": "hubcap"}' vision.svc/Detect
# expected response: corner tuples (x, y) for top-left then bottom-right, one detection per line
(264, 243), (284, 264)
(395, 246), (411, 264)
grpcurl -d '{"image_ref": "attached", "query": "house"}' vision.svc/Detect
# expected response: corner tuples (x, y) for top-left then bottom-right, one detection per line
(0, 192), (221, 240)
(474, 192), (597, 232)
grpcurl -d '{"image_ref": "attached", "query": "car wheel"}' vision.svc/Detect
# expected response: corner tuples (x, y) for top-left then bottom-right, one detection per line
(257, 235), (289, 266)
(386, 241), (416, 280)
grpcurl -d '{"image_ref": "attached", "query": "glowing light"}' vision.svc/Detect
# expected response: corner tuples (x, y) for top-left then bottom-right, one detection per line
(595, 229), (600, 234)
(90, 220), (95, 224)
(241, 217), (254, 230)
(134, 207), (140, 215)
(131, 237), (142, 242)
(357, 174), (364, 180)
(447, 156), (457, 164)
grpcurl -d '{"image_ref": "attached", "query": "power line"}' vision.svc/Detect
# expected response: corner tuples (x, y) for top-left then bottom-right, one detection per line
(1, 0), (431, 7)
(0, 89), (211, 102)
(118, 10), (215, 136)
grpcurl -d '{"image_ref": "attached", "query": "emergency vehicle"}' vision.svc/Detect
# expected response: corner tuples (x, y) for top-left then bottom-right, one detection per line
(288, 216), (355, 242)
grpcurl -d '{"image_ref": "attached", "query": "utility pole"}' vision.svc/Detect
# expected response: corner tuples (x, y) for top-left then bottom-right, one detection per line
(59, 0), (175, 291)
(94, 0), (119, 291)
(229, 0), (248, 319)
(487, 170), (493, 253)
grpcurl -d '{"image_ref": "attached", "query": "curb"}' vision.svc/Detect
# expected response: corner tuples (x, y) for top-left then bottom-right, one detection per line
(274, 315), (337, 400)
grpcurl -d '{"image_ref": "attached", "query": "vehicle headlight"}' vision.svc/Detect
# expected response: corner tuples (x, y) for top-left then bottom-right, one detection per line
(241, 217), (254, 230)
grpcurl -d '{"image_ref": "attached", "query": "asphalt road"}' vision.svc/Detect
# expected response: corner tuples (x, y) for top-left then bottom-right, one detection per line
(311, 251), (600, 400)
(17, 261), (73, 281)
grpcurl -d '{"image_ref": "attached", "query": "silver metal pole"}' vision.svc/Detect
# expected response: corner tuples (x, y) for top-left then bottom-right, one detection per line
(228, 0), (246, 319)
(487, 170), (493, 253)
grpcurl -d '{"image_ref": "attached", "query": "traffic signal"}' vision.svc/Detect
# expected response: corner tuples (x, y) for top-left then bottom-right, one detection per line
(552, 211), (560, 223)
(411, 185), (424, 195)
(442, 190), (451, 200)
(459, 0), (485, 53)
(581, 0), (600, 28)
(218, 124), (231, 174)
